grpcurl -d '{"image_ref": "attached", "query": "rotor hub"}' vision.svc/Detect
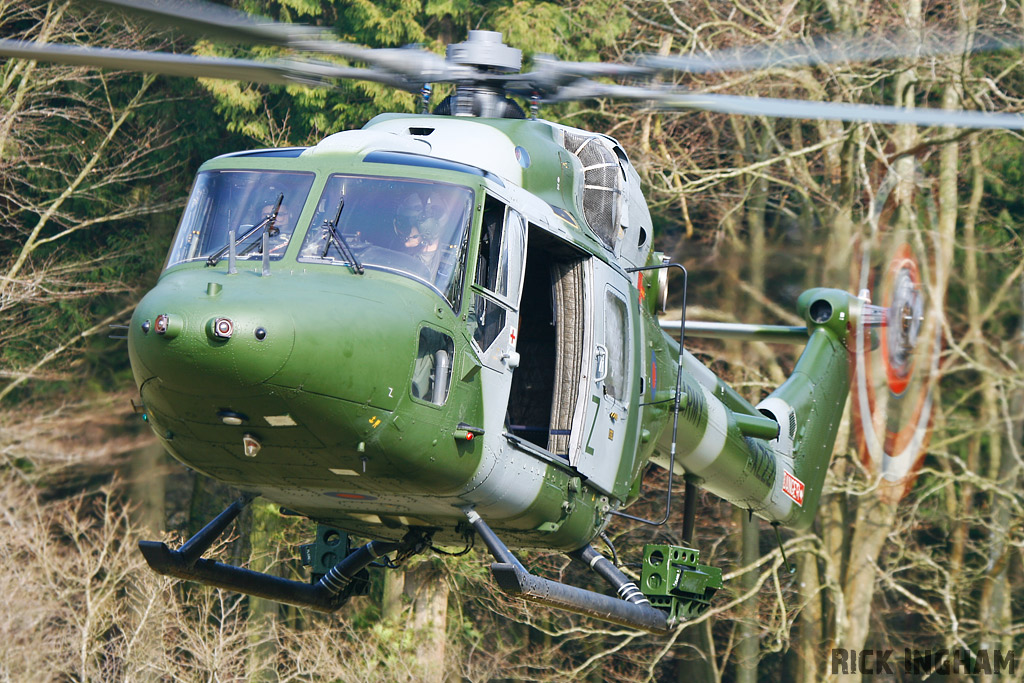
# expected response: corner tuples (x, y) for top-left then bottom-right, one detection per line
(446, 30), (521, 73)
(882, 248), (925, 396)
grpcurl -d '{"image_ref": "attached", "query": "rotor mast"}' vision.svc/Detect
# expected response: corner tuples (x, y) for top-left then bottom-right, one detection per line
(444, 31), (522, 118)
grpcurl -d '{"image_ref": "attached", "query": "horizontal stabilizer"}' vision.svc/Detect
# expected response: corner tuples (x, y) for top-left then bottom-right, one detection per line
(660, 320), (808, 344)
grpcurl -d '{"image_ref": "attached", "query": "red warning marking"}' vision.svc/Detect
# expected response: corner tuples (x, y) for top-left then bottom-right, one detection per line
(782, 471), (804, 506)
(326, 492), (377, 500)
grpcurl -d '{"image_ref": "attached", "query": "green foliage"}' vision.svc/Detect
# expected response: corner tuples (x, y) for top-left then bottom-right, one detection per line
(341, 0), (430, 45)
(492, 0), (628, 57)
(194, 0), (630, 146)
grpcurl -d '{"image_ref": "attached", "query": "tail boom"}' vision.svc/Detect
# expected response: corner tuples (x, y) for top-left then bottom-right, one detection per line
(650, 288), (855, 529)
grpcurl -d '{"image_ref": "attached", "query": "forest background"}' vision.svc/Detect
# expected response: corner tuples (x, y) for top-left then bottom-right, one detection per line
(1, 0), (1022, 681)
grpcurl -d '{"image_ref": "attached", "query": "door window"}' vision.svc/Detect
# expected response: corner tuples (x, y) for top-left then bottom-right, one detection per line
(469, 294), (507, 351)
(411, 327), (454, 405)
(604, 289), (628, 401)
(468, 196), (525, 352)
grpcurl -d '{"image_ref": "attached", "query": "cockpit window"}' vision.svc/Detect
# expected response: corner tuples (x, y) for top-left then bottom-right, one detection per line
(298, 175), (474, 309)
(166, 169), (315, 268)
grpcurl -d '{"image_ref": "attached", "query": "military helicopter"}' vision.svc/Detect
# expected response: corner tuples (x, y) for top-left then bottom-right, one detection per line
(4, 0), (1023, 634)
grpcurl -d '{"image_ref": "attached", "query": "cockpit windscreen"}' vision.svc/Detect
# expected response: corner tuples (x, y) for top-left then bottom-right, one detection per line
(298, 175), (474, 308)
(166, 169), (315, 268)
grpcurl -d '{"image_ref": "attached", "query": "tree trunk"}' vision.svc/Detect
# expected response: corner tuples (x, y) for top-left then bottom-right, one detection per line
(383, 568), (406, 621)
(838, 495), (898, 663)
(130, 443), (166, 534)
(675, 619), (718, 683)
(733, 509), (760, 683)
(247, 501), (282, 683)
(405, 559), (449, 683)
(976, 276), (1024, 681)
(796, 544), (824, 683)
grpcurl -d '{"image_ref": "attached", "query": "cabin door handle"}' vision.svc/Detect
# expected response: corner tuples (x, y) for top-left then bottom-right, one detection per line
(593, 344), (608, 382)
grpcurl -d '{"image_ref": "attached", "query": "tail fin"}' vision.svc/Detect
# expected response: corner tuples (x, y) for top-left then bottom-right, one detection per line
(755, 288), (856, 528)
(650, 288), (857, 529)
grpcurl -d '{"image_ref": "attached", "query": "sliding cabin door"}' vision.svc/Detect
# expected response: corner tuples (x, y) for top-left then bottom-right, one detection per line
(573, 259), (634, 494)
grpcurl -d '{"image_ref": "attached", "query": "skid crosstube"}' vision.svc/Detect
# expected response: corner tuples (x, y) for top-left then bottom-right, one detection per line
(139, 494), (402, 612)
(463, 508), (671, 634)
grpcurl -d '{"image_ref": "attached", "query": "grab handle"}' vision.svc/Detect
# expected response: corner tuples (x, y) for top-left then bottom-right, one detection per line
(593, 344), (608, 383)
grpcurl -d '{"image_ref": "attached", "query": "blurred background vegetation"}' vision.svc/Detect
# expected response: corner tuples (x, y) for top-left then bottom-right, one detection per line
(1, 0), (1022, 680)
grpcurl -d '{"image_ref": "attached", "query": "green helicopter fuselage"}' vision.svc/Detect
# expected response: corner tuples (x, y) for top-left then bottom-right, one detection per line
(129, 113), (857, 551)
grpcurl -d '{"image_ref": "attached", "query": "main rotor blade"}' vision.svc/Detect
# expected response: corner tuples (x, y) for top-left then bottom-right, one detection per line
(638, 30), (1021, 77)
(298, 43), (457, 83)
(0, 39), (415, 90)
(498, 55), (650, 98)
(548, 80), (1024, 130)
(514, 29), (1019, 100)
(533, 57), (651, 80)
(663, 91), (1024, 130)
(90, 0), (455, 83)
(89, 0), (328, 46)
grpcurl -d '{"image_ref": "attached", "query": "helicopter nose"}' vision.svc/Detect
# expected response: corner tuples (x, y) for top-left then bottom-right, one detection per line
(129, 281), (295, 396)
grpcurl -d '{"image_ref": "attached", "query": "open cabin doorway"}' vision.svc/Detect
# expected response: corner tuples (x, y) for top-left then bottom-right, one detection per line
(506, 227), (588, 460)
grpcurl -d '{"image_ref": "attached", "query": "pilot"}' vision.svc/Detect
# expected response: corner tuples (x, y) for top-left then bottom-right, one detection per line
(260, 202), (292, 230)
(403, 214), (441, 264)
(259, 202), (292, 255)
(392, 194), (444, 274)
(392, 194), (423, 243)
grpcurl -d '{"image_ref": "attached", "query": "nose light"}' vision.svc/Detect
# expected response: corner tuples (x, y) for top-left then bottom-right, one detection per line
(212, 317), (234, 340)
(153, 314), (181, 338)
(218, 410), (247, 426)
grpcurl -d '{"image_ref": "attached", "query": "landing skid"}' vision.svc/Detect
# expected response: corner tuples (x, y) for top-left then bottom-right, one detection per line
(139, 494), (420, 612)
(139, 495), (717, 631)
(463, 508), (673, 633)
